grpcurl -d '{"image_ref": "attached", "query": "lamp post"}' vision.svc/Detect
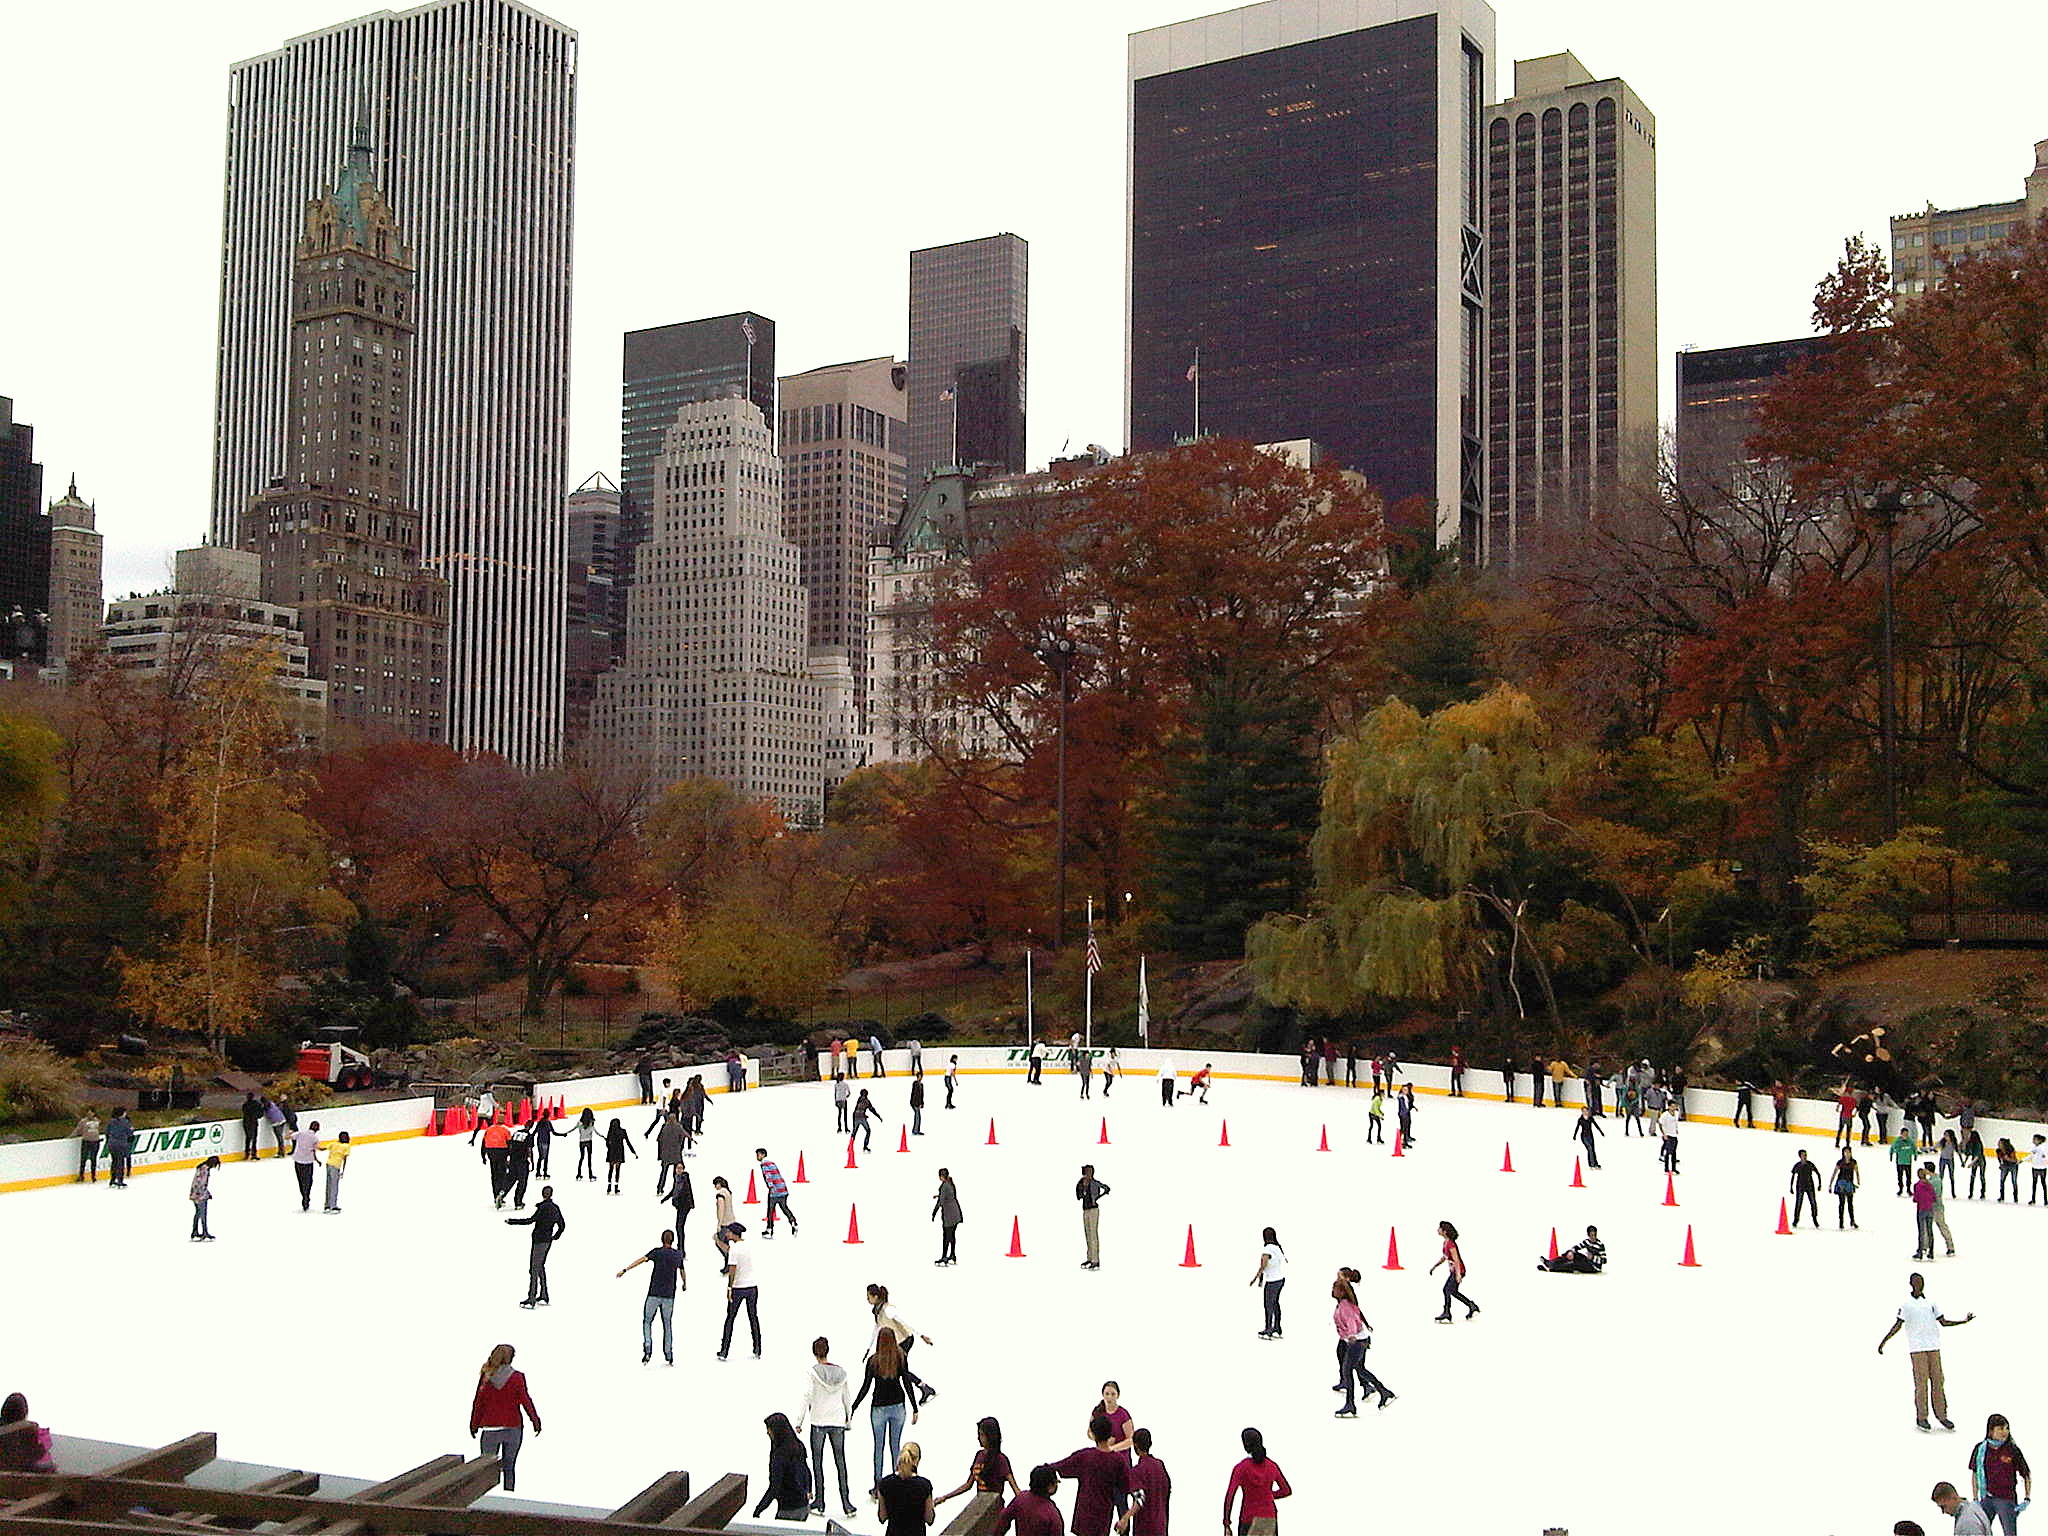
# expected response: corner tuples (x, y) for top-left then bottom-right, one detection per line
(1034, 636), (1079, 950)
(1872, 485), (1905, 839)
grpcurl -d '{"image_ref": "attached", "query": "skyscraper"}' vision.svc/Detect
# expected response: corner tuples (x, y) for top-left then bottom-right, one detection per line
(237, 128), (449, 743)
(778, 356), (907, 767)
(46, 477), (103, 673)
(619, 313), (776, 638)
(1483, 52), (1657, 568)
(564, 471), (622, 746)
(1674, 337), (1837, 504)
(906, 235), (1027, 487)
(212, 0), (576, 767)
(590, 394), (823, 821)
(0, 397), (49, 662)
(1126, 0), (1494, 548)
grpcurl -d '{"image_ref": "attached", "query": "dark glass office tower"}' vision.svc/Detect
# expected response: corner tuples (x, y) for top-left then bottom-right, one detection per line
(618, 312), (775, 633)
(0, 397), (50, 659)
(907, 234), (1027, 486)
(1126, 0), (1494, 549)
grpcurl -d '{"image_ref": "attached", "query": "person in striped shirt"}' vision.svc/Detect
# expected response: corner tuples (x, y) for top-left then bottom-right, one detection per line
(756, 1148), (798, 1238)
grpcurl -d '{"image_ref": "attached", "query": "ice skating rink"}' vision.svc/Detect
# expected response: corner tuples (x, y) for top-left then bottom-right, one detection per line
(3, 1071), (2040, 1534)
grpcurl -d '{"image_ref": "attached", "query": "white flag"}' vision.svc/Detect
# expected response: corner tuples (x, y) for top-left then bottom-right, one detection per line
(740, 317), (757, 347)
(1137, 955), (1150, 1044)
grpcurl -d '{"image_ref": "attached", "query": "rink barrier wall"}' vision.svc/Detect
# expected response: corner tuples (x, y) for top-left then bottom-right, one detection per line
(0, 1094), (436, 1195)
(6, 1042), (2025, 1197)
(809, 1044), (2048, 1154)
(0, 1055), (761, 1198)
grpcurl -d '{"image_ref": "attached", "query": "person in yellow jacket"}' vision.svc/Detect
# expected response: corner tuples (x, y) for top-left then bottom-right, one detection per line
(1548, 1059), (1573, 1108)
(321, 1130), (353, 1213)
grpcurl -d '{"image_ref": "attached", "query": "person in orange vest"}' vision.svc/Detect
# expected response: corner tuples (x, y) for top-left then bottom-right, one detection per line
(482, 1118), (513, 1207)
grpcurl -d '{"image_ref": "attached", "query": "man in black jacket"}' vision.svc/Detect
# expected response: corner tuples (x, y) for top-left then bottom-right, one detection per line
(240, 1093), (263, 1161)
(1076, 1165), (1111, 1270)
(508, 1186), (566, 1308)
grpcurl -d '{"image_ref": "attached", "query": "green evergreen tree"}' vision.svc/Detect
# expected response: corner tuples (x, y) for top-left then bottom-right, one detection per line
(1151, 674), (1320, 959)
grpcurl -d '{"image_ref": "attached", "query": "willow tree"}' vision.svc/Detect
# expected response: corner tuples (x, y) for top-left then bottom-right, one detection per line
(1248, 685), (1576, 1025)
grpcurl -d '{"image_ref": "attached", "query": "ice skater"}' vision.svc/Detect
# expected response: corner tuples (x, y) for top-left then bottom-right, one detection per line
(835, 1073), (852, 1133)
(469, 1087), (497, 1145)
(99, 1106), (132, 1186)
(910, 1073), (927, 1135)
(289, 1119), (322, 1212)
(469, 1344), (541, 1492)
(188, 1155), (219, 1240)
(1430, 1220), (1478, 1323)
(1964, 1128), (1988, 1200)
(1103, 1048), (1119, 1098)
(1572, 1106), (1603, 1170)
(506, 1184), (565, 1307)
(482, 1117), (512, 1205)
(1250, 1227), (1287, 1339)
(654, 1111), (686, 1195)
(852, 1330), (916, 1495)
(604, 1117), (636, 1194)
(753, 1413), (813, 1522)
(1367, 1087), (1385, 1144)
(944, 1055), (959, 1109)
(1078, 1046), (1093, 1100)
(712, 1175), (737, 1265)
(663, 1155), (695, 1256)
(1076, 1164), (1111, 1270)
(1967, 1414), (2032, 1534)
(1789, 1149), (1822, 1228)
(937, 1416), (1022, 1513)
(798, 1336), (858, 1518)
(1877, 1273), (1972, 1431)
(932, 1168), (963, 1265)
(616, 1227), (684, 1363)
(530, 1111), (553, 1177)
(853, 1089), (884, 1153)
(1502, 1058), (1516, 1103)
(1658, 1105), (1681, 1173)
(1221, 1428), (1290, 1536)
(1930, 1481), (1996, 1535)
(869, 1032), (887, 1078)
(1895, 1126), (1922, 1195)
(321, 1130), (351, 1212)
(1998, 1138), (2021, 1202)
(1913, 1164), (1940, 1260)
(1537, 1226), (1606, 1274)
(1330, 1267), (1394, 1416)
(1160, 1061), (1177, 1106)
(574, 1107), (597, 1180)
(2029, 1135), (2048, 1203)
(263, 1096), (289, 1158)
(716, 1222), (763, 1360)
(505, 1125), (533, 1209)
(868, 1283), (938, 1405)
(1395, 1085), (1417, 1148)
(1051, 1415), (1129, 1536)
(1733, 1078), (1757, 1128)
(756, 1148), (798, 1237)
(1028, 1038), (1045, 1085)
(1832, 1148), (1861, 1229)
(1924, 1162), (1958, 1257)
(1188, 1062), (1213, 1102)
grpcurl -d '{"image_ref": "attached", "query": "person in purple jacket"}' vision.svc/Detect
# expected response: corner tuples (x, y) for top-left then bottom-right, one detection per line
(1051, 1416), (1128, 1536)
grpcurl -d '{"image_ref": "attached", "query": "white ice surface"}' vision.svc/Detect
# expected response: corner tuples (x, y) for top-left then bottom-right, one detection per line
(3, 1073), (2039, 1535)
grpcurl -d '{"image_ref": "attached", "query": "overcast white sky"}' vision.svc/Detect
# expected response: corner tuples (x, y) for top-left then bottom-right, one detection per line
(6, 0), (2044, 596)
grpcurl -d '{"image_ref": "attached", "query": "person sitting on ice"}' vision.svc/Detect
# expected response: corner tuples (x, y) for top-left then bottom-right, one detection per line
(1537, 1225), (1607, 1274)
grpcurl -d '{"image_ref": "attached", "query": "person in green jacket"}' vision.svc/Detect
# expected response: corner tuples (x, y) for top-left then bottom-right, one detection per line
(1892, 1129), (1920, 1196)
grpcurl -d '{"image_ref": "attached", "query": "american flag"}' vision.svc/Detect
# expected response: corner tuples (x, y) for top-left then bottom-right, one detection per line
(938, 386), (956, 403)
(1185, 359), (1199, 383)
(1085, 925), (1102, 975)
(740, 317), (756, 347)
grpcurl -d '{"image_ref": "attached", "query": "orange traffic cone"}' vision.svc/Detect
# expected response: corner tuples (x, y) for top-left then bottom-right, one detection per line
(1547, 1227), (1560, 1261)
(1570, 1156), (1585, 1188)
(1007, 1217), (1026, 1258)
(1098, 1117), (1110, 1145)
(1663, 1172), (1679, 1207)
(520, 1098), (532, 1125)
(897, 1126), (910, 1153)
(1775, 1198), (1791, 1235)
(1383, 1227), (1403, 1271)
(1680, 1224), (1701, 1267)
(1218, 1121), (1231, 1148)
(1317, 1124), (1330, 1152)
(425, 1105), (438, 1136)
(844, 1137), (858, 1170)
(794, 1152), (808, 1184)
(744, 1169), (760, 1204)
(1392, 1131), (1405, 1157)
(844, 1205), (863, 1245)
(1179, 1225), (1201, 1268)
(986, 1118), (998, 1146)
(1501, 1141), (1515, 1173)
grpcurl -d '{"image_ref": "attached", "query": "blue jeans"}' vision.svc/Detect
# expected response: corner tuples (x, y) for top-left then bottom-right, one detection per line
(809, 1424), (849, 1511)
(869, 1401), (906, 1488)
(479, 1425), (523, 1490)
(642, 1294), (674, 1360)
(1983, 1496), (2020, 1536)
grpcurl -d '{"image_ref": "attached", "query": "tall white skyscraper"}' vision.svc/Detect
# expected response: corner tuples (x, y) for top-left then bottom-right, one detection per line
(211, 0), (577, 767)
(590, 394), (824, 822)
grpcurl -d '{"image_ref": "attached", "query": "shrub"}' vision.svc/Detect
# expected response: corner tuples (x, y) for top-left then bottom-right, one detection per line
(0, 1041), (88, 1127)
(896, 1010), (952, 1042)
(227, 1028), (300, 1075)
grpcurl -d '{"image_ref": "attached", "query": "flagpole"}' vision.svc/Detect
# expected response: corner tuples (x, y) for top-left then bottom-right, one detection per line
(1192, 346), (1201, 441)
(1138, 954), (1149, 1046)
(1026, 947), (1034, 1048)
(950, 389), (959, 466)
(1085, 897), (1094, 1054)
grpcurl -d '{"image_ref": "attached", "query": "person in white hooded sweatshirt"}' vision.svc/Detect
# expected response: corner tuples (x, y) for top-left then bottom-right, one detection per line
(798, 1335), (857, 1518)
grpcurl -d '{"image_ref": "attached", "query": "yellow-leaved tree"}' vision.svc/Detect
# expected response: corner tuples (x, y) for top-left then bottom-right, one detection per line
(120, 643), (346, 1050)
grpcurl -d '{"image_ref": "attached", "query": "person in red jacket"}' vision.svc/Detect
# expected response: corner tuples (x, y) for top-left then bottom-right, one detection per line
(1051, 1416), (1128, 1536)
(1117, 1428), (1170, 1536)
(997, 1465), (1067, 1535)
(1221, 1427), (1290, 1534)
(469, 1343), (541, 1491)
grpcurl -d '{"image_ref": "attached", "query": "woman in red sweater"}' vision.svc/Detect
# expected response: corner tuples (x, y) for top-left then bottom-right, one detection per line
(1221, 1427), (1289, 1535)
(469, 1344), (542, 1491)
